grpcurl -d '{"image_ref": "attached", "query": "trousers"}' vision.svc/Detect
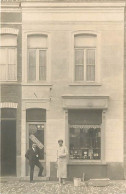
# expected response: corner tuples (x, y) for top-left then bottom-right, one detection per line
(30, 160), (43, 181)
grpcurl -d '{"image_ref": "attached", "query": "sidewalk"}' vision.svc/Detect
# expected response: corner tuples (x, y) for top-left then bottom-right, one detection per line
(0, 178), (126, 194)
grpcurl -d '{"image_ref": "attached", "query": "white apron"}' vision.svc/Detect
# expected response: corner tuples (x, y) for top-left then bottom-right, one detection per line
(57, 145), (68, 178)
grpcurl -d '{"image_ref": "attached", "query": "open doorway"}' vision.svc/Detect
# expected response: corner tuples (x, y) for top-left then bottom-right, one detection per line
(1, 120), (16, 176)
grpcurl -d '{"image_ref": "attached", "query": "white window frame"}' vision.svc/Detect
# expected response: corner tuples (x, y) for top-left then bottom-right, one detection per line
(74, 47), (96, 82)
(22, 31), (51, 84)
(70, 31), (101, 85)
(0, 46), (17, 81)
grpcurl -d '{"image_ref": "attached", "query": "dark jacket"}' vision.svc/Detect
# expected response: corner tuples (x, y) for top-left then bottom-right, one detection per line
(25, 148), (40, 165)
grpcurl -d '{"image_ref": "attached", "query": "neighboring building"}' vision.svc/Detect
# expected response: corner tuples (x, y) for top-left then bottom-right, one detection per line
(0, 0), (125, 180)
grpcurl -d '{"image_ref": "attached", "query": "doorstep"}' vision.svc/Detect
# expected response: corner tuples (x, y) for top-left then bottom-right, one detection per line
(20, 176), (50, 181)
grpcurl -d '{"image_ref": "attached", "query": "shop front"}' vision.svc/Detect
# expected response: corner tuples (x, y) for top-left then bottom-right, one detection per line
(62, 95), (109, 180)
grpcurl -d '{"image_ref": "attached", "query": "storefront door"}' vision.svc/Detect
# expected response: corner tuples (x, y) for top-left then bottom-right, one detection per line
(26, 122), (46, 176)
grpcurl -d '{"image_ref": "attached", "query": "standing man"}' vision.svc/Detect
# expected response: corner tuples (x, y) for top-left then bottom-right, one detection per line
(57, 139), (68, 185)
(25, 143), (44, 182)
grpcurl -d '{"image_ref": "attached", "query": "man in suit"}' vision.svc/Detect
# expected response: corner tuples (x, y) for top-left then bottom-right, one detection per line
(25, 143), (44, 182)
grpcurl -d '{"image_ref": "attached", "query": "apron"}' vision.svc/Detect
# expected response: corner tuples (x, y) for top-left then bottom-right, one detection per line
(57, 146), (68, 178)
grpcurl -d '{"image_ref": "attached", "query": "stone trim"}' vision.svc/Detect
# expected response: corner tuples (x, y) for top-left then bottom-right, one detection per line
(0, 28), (19, 35)
(0, 102), (18, 108)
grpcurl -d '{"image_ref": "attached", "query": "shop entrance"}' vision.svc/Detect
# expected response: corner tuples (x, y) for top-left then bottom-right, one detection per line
(1, 120), (16, 176)
(26, 109), (46, 176)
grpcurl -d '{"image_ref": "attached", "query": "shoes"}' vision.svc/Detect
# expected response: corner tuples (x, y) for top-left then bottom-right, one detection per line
(38, 175), (44, 177)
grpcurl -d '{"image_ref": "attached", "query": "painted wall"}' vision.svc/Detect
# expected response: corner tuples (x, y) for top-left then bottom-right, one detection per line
(21, 2), (124, 178)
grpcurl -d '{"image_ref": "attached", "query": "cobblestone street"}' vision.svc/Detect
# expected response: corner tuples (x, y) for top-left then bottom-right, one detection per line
(0, 179), (126, 194)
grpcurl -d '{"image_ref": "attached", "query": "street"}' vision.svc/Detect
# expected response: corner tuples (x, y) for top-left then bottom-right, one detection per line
(0, 179), (126, 194)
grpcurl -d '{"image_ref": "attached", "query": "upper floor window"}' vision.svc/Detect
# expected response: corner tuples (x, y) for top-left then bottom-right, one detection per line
(27, 35), (48, 82)
(0, 34), (17, 81)
(74, 34), (97, 82)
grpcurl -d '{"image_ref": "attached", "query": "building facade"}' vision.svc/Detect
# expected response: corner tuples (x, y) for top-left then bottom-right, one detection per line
(0, 0), (125, 180)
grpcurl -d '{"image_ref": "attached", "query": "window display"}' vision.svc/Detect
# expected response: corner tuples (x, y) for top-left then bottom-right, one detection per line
(69, 125), (101, 160)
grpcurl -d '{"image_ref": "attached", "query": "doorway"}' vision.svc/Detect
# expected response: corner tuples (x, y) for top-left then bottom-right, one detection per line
(1, 120), (16, 176)
(26, 122), (46, 176)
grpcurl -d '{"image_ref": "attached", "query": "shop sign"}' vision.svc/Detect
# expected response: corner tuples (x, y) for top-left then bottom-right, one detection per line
(29, 134), (44, 149)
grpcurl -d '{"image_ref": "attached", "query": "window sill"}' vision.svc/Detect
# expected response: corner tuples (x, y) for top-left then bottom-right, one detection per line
(69, 82), (102, 86)
(0, 81), (20, 85)
(68, 160), (107, 165)
(22, 82), (52, 86)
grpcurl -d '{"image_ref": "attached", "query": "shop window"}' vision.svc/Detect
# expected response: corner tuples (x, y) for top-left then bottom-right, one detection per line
(74, 34), (96, 82)
(27, 35), (48, 82)
(0, 34), (17, 81)
(68, 110), (102, 160)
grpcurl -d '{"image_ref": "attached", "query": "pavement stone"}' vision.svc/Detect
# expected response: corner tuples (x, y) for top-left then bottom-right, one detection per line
(0, 180), (126, 194)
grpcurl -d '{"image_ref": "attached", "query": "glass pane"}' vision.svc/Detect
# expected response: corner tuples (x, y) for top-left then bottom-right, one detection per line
(29, 124), (45, 160)
(86, 49), (95, 65)
(86, 65), (95, 81)
(0, 48), (7, 64)
(8, 64), (16, 80)
(75, 49), (84, 65)
(28, 49), (36, 81)
(39, 50), (46, 80)
(69, 126), (101, 160)
(0, 64), (6, 80)
(75, 65), (84, 81)
(8, 49), (16, 64)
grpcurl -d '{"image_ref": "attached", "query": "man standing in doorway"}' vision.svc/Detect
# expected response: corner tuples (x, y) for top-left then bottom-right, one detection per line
(25, 143), (44, 182)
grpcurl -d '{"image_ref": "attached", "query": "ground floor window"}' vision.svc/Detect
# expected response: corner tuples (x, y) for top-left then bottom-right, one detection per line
(68, 109), (102, 161)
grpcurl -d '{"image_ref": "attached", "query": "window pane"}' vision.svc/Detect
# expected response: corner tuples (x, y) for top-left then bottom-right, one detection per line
(86, 49), (95, 81)
(69, 126), (101, 160)
(39, 50), (46, 80)
(0, 64), (6, 80)
(8, 64), (16, 80)
(75, 65), (84, 81)
(0, 48), (7, 80)
(28, 49), (36, 81)
(75, 49), (84, 65)
(8, 49), (16, 64)
(87, 65), (95, 81)
(86, 49), (95, 65)
(75, 49), (84, 81)
(0, 48), (7, 64)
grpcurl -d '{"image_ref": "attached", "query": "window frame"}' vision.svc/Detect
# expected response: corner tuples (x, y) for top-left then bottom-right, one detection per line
(0, 46), (17, 81)
(70, 31), (101, 85)
(65, 109), (106, 164)
(26, 33), (49, 83)
(69, 124), (101, 162)
(74, 47), (96, 82)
